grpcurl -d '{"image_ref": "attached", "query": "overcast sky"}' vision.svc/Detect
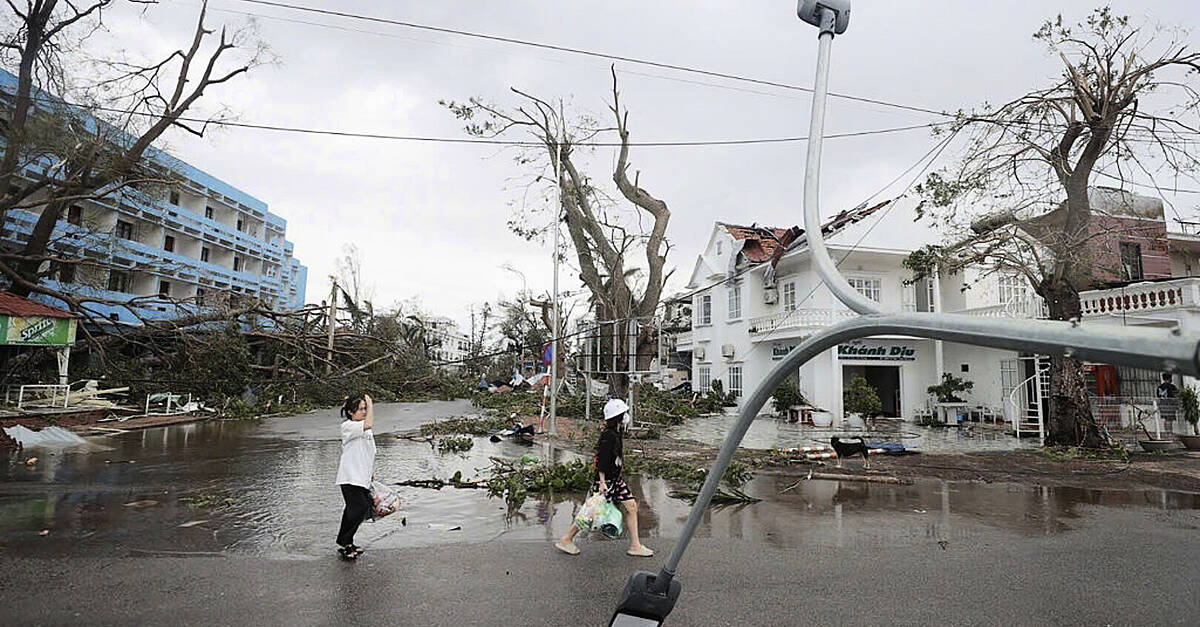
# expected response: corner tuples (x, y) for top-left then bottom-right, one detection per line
(86, 0), (1200, 327)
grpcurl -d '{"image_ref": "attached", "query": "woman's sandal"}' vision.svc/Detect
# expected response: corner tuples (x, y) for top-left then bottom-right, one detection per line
(338, 545), (365, 560)
(626, 546), (654, 557)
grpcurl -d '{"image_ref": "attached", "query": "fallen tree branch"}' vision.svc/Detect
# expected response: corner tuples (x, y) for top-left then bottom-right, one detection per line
(668, 486), (761, 505)
(781, 470), (912, 491)
(394, 478), (488, 490)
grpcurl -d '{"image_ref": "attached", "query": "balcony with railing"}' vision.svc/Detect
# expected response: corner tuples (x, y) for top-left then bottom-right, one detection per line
(1079, 277), (1200, 318)
(954, 297), (1049, 320)
(674, 330), (693, 351)
(748, 308), (860, 338)
(948, 277), (1199, 322)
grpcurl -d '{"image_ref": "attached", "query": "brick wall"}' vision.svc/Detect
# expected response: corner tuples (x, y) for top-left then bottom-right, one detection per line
(1085, 214), (1170, 286)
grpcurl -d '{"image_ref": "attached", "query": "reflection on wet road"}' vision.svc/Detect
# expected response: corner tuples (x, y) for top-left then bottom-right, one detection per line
(2, 401), (1196, 559)
(669, 413), (1042, 453)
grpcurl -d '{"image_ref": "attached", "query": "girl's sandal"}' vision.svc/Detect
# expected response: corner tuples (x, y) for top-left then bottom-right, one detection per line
(338, 545), (364, 560)
(627, 546), (654, 557)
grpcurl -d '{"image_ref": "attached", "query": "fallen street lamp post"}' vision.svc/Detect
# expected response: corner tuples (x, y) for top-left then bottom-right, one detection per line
(611, 315), (1200, 624)
(609, 1), (1200, 623)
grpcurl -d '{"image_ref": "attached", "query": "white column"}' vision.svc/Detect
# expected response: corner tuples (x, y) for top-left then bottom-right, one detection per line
(56, 346), (71, 386)
(933, 270), (945, 392)
(830, 346), (843, 426)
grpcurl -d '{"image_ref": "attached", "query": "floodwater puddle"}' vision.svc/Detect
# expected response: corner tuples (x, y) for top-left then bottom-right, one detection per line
(669, 413), (1041, 453)
(2, 400), (1195, 558)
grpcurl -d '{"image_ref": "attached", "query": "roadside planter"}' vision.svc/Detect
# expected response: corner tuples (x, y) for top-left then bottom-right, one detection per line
(1138, 439), (1176, 453)
(842, 376), (880, 430)
(1178, 386), (1200, 451)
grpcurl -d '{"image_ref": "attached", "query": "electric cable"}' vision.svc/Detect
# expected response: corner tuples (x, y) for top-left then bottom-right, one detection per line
(227, 0), (953, 119)
(26, 93), (942, 147)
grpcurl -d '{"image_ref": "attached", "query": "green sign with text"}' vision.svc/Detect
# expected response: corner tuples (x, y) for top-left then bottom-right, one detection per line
(0, 315), (77, 346)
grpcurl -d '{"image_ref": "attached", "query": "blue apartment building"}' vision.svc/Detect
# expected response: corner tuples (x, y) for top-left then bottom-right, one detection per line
(0, 69), (306, 323)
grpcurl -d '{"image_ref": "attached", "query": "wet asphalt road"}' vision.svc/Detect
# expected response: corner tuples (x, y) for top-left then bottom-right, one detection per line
(2, 504), (1198, 626)
(3, 400), (1200, 625)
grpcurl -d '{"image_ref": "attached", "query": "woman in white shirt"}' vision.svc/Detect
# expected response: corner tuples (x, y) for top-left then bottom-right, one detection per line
(335, 394), (374, 559)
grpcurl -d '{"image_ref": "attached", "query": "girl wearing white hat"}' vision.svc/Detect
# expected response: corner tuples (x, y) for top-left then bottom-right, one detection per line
(555, 397), (654, 557)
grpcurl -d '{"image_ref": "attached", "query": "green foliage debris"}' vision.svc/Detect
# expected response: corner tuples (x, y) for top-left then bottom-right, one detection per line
(485, 458), (593, 507)
(436, 435), (474, 453)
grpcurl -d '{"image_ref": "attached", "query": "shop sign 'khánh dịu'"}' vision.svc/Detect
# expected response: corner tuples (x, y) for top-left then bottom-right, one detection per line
(837, 340), (917, 361)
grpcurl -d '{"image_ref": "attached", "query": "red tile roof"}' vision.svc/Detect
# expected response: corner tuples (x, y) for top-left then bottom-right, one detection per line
(720, 199), (893, 264)
(720, 224), (793, 262)
(0, 291), (77, 318)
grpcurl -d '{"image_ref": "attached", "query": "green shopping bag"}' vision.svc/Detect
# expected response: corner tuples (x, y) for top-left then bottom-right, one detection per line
(595, 501), (624, 539)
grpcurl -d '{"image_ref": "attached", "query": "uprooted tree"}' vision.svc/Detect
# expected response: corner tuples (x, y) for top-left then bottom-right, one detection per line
(443, 68), (672, 398)
(907, 8), (1200, 447)
(2, 295), (470, 412)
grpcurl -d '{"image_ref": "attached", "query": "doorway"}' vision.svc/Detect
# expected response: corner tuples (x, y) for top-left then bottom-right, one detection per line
(842, 365), (901, 417)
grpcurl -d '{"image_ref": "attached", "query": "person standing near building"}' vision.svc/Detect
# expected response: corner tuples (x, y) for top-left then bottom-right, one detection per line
(1157, 373), (1180, 429)
(335, 394), (375, 559)
(556, 398), (654, 557)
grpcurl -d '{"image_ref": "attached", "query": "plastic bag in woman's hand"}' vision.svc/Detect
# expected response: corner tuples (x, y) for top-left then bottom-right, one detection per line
(595, 501), (624, 539)
(573, 492), (607, 530)
(369, 480), (401, 520)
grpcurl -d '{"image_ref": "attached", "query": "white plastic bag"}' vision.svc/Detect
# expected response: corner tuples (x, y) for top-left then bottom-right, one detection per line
(369, 481), (400, 520)
(573, 492), (607, 531)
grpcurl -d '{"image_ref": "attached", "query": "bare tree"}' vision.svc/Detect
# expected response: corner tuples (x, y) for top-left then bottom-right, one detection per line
(335, 243), (373, 309)
(466, 301), (492, 376)
(443, 68), (672, 398)
(0, 0), (264, 309)
(492, 290), (547, 377)
(909, 8), (1200, 447)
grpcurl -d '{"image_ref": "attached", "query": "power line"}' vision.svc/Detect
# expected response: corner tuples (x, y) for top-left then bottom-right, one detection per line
(210, 2), (1200, 149)
(194, 1), (820, 104)
(44, 97), (941, 146)
(1094, 170), (1200, 195)
(202, 0), (1200, 140)
(229, 0), (953, 119)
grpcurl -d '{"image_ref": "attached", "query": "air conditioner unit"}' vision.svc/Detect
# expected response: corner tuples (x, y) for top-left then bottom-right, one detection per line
(763, 288), (778, 304)
(721, 344), (736, 359)
(694, 346), (706, 360)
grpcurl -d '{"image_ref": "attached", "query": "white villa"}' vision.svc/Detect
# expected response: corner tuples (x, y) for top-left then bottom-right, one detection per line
(676, 190), (1198, 435)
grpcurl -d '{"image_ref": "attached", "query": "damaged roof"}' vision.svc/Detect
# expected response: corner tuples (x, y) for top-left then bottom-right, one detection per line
(719, 224), (793, 263)
(719, 199), (893, 264)
(0, 291), (77, 318)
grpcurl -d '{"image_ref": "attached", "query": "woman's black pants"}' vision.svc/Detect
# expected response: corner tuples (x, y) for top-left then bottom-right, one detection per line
(337, 484), (372, 547)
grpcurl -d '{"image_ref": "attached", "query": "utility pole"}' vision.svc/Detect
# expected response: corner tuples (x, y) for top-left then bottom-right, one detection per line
(326, 276), (338, 375)
(549, 117), (563, 436)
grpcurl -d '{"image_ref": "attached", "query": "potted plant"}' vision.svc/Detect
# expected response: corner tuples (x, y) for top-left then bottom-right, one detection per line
(927, 373), (974, 425)
(708, 379), (737, 409)
(771, 380), (809, 418)
(1179, 386), (1200, 451)
(1132, 403), (1175, 452)
(927, 373), (974, 402)
(843, 375), (881, 429)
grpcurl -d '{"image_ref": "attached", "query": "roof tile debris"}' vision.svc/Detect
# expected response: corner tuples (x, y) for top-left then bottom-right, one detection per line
(719, 199), (893, 265)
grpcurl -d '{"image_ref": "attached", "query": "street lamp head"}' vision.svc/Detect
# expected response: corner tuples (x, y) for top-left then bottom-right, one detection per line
(797, 0), (850, 35)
